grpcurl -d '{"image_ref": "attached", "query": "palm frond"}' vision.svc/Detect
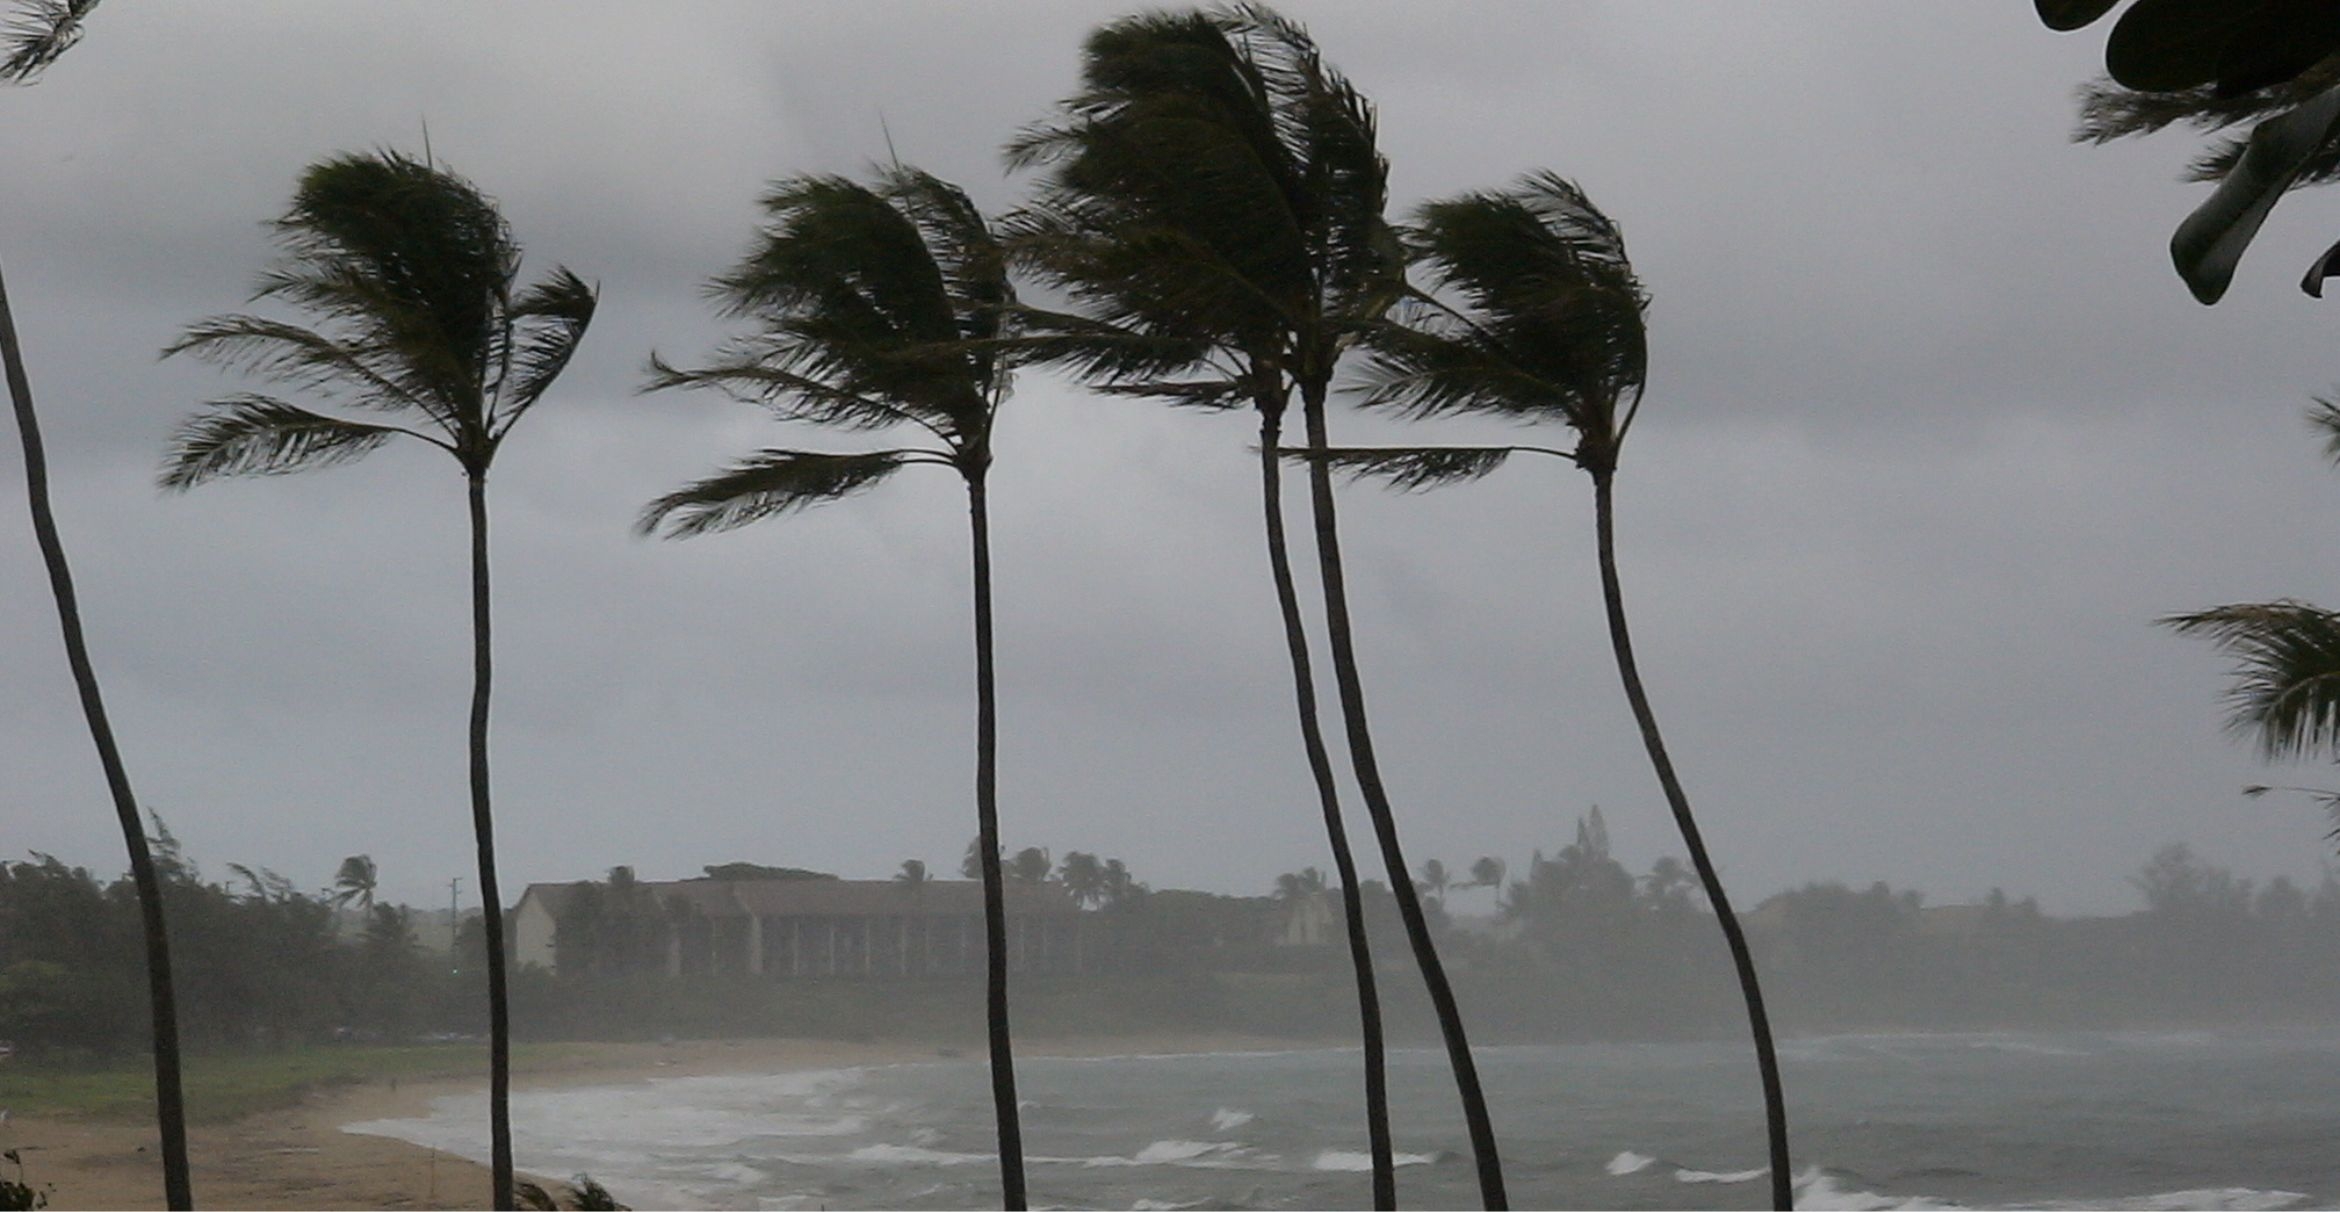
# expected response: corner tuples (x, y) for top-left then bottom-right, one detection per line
(162, 313), (443, 425)
(0, 0), (95, 83)
(493, 266), (597, 434)
(1276, 443), (1523, 492)
(159, 395), (407, 490)
(2309, 396), (2340, 466)
(2165, 600), (2340, 759)
(638, 448), (942, 538)
(642, 351), (923, 432)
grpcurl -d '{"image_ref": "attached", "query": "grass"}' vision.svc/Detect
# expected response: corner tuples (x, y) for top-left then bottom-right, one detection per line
(0, 1042), (605, 1124)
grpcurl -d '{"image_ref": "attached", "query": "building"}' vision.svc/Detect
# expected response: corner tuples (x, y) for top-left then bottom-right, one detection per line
(511, 874), (1091, 979)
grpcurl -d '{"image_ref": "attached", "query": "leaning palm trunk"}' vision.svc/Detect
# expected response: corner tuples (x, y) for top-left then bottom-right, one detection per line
(1592, 469), (1791, 1209)
(1258, 405), (1395, 1207)
(466, 469), (518, 1210)
(1300, 383), (1507, 1209)
(967, 473), (1027, 1209)
(0, 256), (192, 1210)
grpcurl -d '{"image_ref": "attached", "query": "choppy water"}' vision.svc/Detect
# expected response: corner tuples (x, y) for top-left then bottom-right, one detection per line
(343, 1030), (2340, 1209)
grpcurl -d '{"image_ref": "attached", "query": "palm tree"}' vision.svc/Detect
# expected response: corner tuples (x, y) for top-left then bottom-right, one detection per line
(639, 165), (1032, 1209)
(1417, 858), (1451, 908)
(1, 5), (189, 1206)
(1007, 846), (1053, 887)
(1467, 856), (1507, 913)
(1305, 172), (1794, 1208)
(1008, 9), (1503, 1204)
(2165, 403), (2340, 847)
(331, 854), (378, 915)
(160, 149), (596, 1211)
(1058, 851), (1107, 909)
(896, 859), (932, 891)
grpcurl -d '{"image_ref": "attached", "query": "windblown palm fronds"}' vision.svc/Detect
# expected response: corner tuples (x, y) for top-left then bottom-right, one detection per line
(2166, 601), (2340, 759)
(0, 0), (96, 83)
(642, 161), (1034, 1210)
(162, 149), (594, 1212)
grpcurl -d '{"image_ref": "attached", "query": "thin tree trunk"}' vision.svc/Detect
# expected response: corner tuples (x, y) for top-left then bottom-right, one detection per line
(1299, 381), (1508, 1209)
(466, 468), (516, 1211)
(967, 473), (1027, 1209)
(1259, 405), (1395, 1208)
(0, 257), (192, 1210)
(1591, 469), (1792, 1210)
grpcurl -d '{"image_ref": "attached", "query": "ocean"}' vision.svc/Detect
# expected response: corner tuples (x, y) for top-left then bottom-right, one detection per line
(342, 1030), (2340, 1209)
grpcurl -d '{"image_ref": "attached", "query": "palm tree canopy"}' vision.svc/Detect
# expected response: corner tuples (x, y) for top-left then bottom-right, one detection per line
(641, 166), (1018, 537)
(1007, 3), (1400, 401)
(0, 0), (97, 83)
(2165, 600), (2340, 759)
(332, 854), (378, 910)
(1360, 172), (1648, 474)
(161, 149), (597, 484)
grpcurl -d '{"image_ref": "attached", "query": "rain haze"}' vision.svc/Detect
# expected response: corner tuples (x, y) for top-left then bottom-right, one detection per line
(5, 3), (2337, 925)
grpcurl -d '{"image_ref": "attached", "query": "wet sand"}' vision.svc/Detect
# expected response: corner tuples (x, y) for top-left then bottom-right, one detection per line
(4, 1034), (1301, 1210)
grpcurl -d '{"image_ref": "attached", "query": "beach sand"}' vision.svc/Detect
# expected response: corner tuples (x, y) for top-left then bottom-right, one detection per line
(4, 1033), (1301, 1210)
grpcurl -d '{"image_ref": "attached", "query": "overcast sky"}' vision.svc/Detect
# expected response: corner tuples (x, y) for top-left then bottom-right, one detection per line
(6, 2), (2340, 918)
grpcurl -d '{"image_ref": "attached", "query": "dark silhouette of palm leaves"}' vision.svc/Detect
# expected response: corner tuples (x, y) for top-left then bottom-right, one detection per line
(1011, 9), (1497, 1207)
(2165, 602), (2340, 759)
(0, 0), (94, 83)
(642, 162), (1032, 1210)
(161, 149), (594, 1212)
(639, 449), (950, 538)
(163, 151), (596, 484)
(1337, 172), (1796, 1210)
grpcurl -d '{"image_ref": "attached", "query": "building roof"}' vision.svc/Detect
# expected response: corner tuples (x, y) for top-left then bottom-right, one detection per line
(516, 877), (1078, 919)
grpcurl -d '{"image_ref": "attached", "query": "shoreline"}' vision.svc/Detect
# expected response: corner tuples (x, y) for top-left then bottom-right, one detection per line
(7, 1032), (1318, 1211)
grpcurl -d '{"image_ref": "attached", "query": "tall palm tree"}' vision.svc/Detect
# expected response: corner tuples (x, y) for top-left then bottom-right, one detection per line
(638, 165), (1032, 1209)
(1009, 9), (1504, 1205)
(1303, 172), (1795, 1208)
(1, 5), (189, 1206)
(160, 149), (596, 1211)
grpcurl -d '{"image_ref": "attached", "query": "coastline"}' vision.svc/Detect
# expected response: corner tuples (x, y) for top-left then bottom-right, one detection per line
(7, 1033), (1314, 1211)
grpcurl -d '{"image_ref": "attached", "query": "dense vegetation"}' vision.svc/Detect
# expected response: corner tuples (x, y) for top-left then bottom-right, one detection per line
(6, 827), (2335, 1069)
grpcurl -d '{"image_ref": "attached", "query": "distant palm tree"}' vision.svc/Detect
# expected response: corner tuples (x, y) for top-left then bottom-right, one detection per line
(1273, 866), (1327, 901)
(1008, 9), (1502, 1203)
(896, 859), (932, 891)
(331, 854), (378, 914)
(1007, 846), (1053, 887)
(1417, 858), (1451, 908)
(1309, 172), (1794, 1208)
(1, 6), (189, 1206)
(1468, 856), (1507, 913)
(640, 165), (1032, 1209)
(161, 149), (596, 1212)
(1058, 851), (1107, 909)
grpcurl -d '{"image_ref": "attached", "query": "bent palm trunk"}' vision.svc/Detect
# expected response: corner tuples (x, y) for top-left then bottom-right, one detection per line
(0, 257), (193, 1210)
(1259, 407), (1395, 1208)
(1300, 384), (1508, 1209)
(466, 468), (517, 1211)
(967, 473), (1028, 1209)
(1592, 469), (1792, 1210)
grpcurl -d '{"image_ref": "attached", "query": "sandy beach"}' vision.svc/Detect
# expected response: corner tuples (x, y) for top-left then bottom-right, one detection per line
(3, 1034), (1303, 1211)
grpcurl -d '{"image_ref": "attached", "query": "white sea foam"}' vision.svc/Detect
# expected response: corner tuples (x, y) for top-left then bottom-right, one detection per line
(1794, 1168), (1963, 1210)
(1311, 1149), (1438, 1171)
(1209, 1107), (1254, 1131)
(1606, 1151), (1656, 1176)
(845, 1142), (993, 1166)
(2038, 1189), (2308, 1211)
(1676, 1166), (1768, 1185)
